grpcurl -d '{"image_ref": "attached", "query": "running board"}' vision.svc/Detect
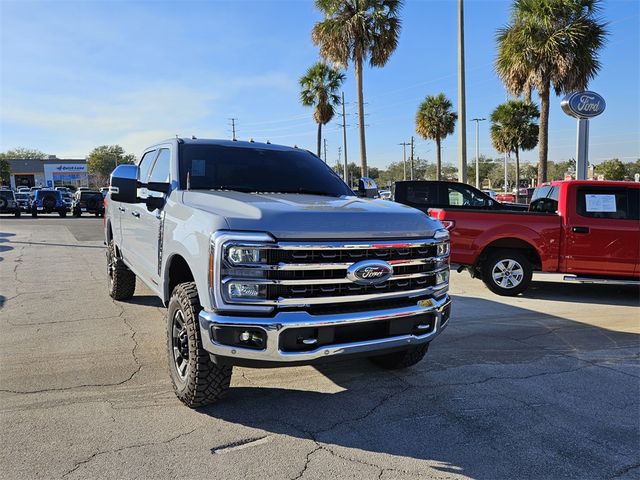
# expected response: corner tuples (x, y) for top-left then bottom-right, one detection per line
(563, 276), (640, 286)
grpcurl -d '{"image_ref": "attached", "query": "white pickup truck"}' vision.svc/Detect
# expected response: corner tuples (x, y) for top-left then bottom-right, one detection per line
(106, 138), (451, 407)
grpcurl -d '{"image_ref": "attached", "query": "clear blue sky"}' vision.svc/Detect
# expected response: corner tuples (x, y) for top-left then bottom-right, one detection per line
(1, 0), (638, 169)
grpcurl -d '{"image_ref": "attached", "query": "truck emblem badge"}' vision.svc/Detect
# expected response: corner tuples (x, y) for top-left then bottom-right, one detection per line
(561, 91), (606, 119)
(347, 260), (393, 285)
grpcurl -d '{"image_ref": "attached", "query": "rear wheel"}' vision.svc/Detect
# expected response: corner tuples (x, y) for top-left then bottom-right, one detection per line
(167, 282), (232, 408)
(369, 343), (429, 369)
(481, 250), (532, 296)
(107, 241), (136, 300)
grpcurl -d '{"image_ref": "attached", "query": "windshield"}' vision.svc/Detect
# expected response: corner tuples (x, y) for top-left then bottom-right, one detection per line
(178, 144), (352, 197)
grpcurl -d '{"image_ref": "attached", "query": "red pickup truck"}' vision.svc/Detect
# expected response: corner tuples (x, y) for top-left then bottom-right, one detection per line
(429, 180), (640, 295)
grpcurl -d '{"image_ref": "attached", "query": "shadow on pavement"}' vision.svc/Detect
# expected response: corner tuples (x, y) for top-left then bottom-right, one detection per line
(197, 296), (639, 480)
(526, 280), (640, 307)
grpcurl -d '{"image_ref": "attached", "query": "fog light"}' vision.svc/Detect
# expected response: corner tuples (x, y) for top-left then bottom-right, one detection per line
(227, 246), (263, 265)
(227, 282), (267, 299)
(435, 269), (449, 286)
(437, 242), (450, 257)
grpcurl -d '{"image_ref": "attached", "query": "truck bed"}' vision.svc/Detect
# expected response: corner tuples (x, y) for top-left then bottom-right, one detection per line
(428, 208), (563, 271)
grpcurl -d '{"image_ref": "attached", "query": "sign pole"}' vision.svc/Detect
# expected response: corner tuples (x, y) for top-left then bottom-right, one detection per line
(576, 118), (589, 180)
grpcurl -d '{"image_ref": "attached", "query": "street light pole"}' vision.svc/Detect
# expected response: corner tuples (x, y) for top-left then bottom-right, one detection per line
(471, 118), (486, 189)
(457, 0), (468, 184)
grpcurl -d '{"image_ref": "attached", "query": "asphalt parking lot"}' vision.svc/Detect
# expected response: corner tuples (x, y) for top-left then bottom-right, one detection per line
(1, 217), (639, 480)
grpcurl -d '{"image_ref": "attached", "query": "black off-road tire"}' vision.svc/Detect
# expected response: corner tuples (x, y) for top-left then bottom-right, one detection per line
(167, 282), (232, 408)
(59, 210), (67, 217)
(369, 343), (430, 369)
(73, 208), (81, 217)
(481, 249), (532, 296)
(107, 241), (136, 300)
(14, 211), (21, 218)
(31, 207), (37, 218)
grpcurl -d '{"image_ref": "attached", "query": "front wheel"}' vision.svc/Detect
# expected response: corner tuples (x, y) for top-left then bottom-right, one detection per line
(481, 250), (532, 296)
(31, 208), (37, 218)
(167, 282), (232, 408)
(14, 211), (21, 218)
(107, 241), (136, 300)
(369, 343), (429, 369)
(59, 210), (67, 217)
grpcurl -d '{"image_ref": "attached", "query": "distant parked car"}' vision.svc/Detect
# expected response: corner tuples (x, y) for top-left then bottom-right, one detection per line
(379, 189), (392, 200)
(0, 190), (21, 217)
(31, 189), (67, 217)
(14, 192), (30, 212)
(61, 191), (73, 210)
(17, 186), (30, 193)
(72, 190), (104, 217)
(482, 190), (498, 200)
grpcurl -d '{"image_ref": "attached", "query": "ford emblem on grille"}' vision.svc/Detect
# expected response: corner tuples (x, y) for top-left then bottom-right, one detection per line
(347, 260), (393, 285)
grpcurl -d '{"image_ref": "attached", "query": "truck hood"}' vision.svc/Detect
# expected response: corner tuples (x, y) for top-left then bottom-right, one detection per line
(182, 190), (440, 239)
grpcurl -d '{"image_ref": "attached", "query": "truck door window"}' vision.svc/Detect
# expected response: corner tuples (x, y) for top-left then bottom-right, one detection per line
(576, 187), (633, 220)
(138, 150), (157, 183)
(405, 184), (436, 206)
(148, 148), (171, 183)
(447, 184), (487, 207)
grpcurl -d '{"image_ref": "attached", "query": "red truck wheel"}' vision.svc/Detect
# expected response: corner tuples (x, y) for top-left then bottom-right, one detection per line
(482, 250), (532, 296)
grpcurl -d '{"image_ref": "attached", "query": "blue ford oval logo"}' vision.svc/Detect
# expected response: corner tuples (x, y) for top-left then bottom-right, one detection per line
(561, 91), (606, 119)
(347, 260), (393, 285)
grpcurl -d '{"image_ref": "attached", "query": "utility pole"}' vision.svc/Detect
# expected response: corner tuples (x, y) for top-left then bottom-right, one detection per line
(398, 142), (410, 180)
(504, 152), (508, 193)
(457, 0), (468, 184)
(471, 118), (486, 189)
(323, 138), (328, 163)
(410, 136), (415, 180)
(340, 92), (349, 183)
(229, 118), (237, 141)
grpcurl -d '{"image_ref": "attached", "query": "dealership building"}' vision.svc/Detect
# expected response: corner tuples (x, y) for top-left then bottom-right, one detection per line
(6, 157), (88, 189)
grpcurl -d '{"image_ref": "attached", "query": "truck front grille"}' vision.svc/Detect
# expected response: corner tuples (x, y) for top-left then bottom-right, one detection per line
(218, 238), (449, 309)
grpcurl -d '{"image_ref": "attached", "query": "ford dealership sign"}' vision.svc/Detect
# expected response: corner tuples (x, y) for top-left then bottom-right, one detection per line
(561, 91), (606, 119)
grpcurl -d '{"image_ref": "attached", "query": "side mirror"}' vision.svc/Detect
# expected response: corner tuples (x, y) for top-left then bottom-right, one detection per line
(110, 164), (139, 203)
(147, 182), (171, 194)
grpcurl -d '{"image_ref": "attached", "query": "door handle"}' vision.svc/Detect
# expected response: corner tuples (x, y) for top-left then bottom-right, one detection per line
(572, 226), (590, 234)
(131, 211), (140, 218)
(118, 206), (126, 213)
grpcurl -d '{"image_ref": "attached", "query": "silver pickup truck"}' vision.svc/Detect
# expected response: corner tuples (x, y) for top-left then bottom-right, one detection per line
(106, 138), (451, 408)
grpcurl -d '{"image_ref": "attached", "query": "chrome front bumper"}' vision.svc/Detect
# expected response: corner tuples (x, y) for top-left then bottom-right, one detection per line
(199, 295), (451, 364)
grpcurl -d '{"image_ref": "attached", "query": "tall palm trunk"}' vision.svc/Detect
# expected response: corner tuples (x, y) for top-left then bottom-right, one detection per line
(436, 137), (442, 181)
(316, 123), (322, 157)
(538, 81), (550, 185)
(355, 55), (367, 177)
(515, 146), (520, 203)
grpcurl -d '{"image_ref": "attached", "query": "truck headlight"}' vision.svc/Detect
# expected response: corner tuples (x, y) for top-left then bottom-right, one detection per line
(226, 246), (266, 265)
(226, 282), (267, 300)
(435, 269), (449, 287)
(437, 242), (450, 257)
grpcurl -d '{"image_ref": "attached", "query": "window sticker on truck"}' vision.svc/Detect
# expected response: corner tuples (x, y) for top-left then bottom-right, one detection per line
(585, 194), (616, 212)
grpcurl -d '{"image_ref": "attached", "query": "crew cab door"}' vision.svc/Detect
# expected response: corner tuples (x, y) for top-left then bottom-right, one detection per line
(563, 185), (639, 277)
(119, 149), (157, 273)
(132, 147), (171, 288)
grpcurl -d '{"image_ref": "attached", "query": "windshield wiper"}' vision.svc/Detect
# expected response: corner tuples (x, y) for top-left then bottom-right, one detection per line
(279, 188), (339, 197)
(209, 186), (256, 193)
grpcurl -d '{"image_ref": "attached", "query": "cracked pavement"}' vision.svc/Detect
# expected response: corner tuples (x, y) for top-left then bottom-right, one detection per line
(1, 218), (639, 479)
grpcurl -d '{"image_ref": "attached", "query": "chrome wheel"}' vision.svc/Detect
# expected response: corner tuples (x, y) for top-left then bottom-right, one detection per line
(492, 259), (524, 289)
(172, 310), (190, 381)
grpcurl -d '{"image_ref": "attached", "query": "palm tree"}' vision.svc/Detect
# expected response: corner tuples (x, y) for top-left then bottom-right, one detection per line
(496, 0), (607, 184)
(312, 0), (403, 176)
(490, 100), (539, 202)
(415, 94), (457, 181)
(299, 62), (346, 158)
